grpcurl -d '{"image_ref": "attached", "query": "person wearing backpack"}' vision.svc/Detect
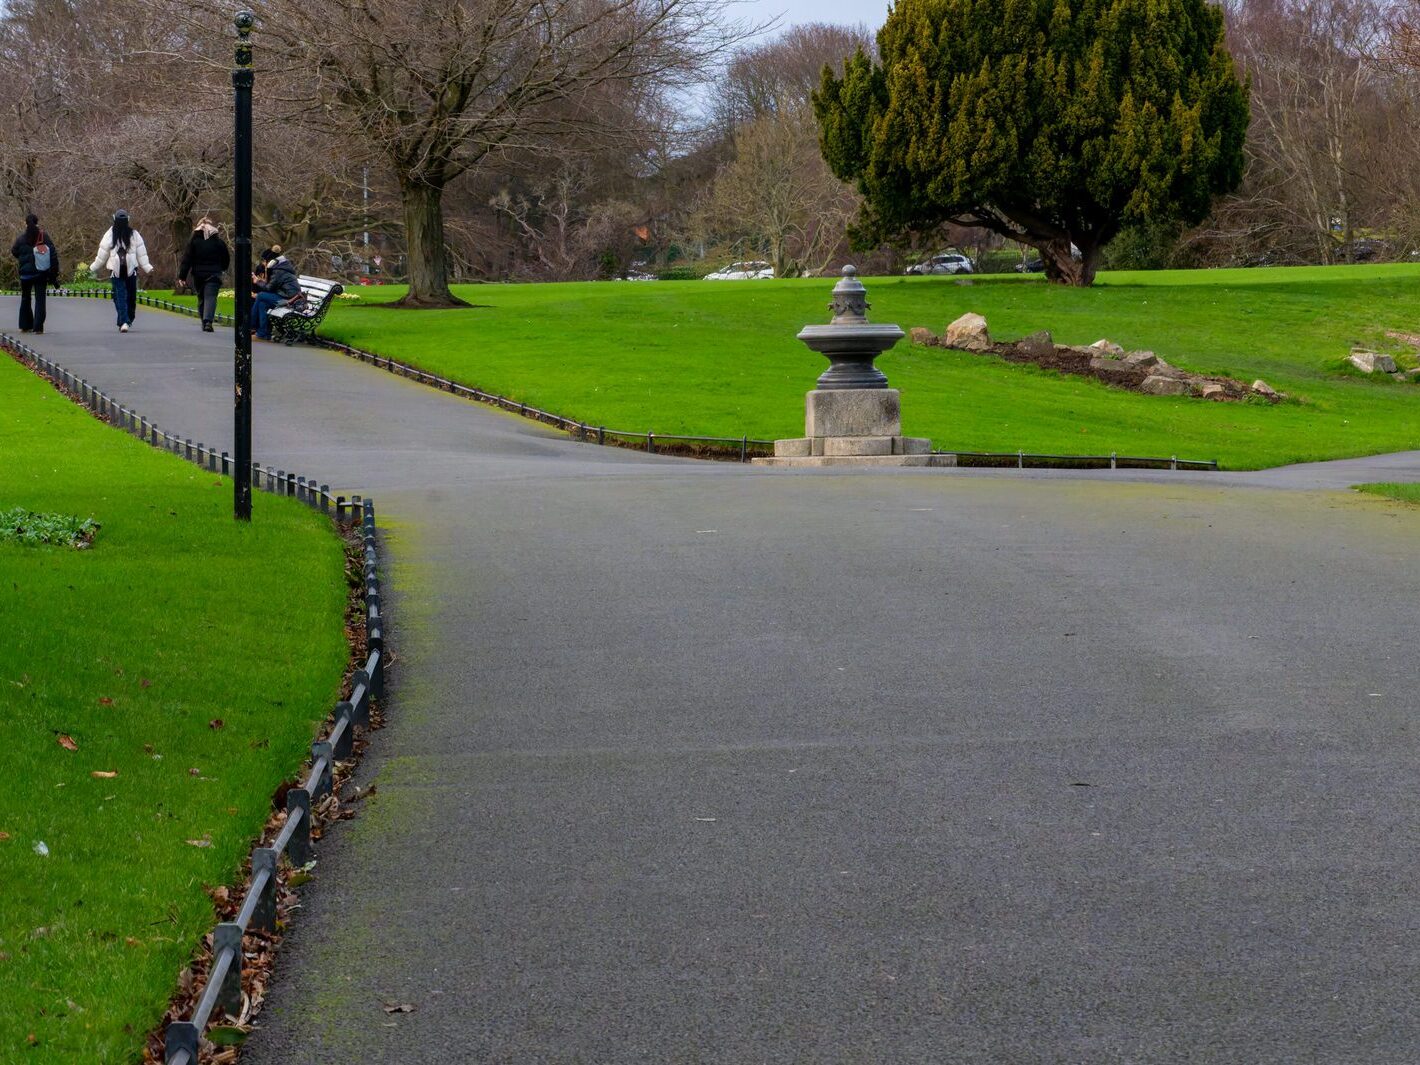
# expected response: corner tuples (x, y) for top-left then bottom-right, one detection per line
(176, 215), (230, 332)
(10, 214), (60, 334)
(88, 209), (153, 333)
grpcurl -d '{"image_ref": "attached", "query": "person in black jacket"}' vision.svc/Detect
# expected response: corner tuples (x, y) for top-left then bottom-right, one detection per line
(251, 251), (304, 341)
(10, 214), (60, 334)
(176, 216), (230, 332)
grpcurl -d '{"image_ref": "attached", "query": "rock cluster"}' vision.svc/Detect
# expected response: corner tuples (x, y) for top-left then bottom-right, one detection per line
(915, 313), (1284, 402)
(1346, 349), (1419, 382)
(1348, 351), (1398, 374)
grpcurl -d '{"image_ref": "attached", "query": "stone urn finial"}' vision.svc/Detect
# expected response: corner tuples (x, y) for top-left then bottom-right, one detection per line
(797, 265), (905, 390)
(829, 265), (869, 323)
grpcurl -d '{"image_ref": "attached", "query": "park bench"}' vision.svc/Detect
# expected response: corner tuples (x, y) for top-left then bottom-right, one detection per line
(268, 275), (344, 345)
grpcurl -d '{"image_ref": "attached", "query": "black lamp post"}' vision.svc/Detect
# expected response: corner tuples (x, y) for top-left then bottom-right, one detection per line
(233, 10), (254, 520)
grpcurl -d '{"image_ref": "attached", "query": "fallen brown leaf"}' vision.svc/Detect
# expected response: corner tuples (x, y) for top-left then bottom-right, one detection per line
(0, 832), (10, 842)
(98, 697), (114, 706)
(140, 678), (152, 689)
(188, 768), (201, 776)
(209, 718), (225, 730)
(57, 734), (78, 752)
(185, 839), (212, 848)
(91, 770), (118, 779)
(382, 1002), (416, 1014)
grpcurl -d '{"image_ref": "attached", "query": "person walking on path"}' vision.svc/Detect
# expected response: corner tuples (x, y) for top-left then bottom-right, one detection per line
(88, 209), (152, 333)
(176, 216), (230, 332)
(251, 249), (303, 341)
(10, 214), (60, 335)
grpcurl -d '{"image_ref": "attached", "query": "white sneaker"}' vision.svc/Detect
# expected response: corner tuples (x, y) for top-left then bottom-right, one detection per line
(120, 324), (129, 333)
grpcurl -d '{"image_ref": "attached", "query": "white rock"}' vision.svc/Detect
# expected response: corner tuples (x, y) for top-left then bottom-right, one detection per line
(1198, 382), (1227, 400)
(1349, 351), (1397, 374)
(945, 312), (991, 351)
(1089, 339), (1124, 356)
(1251, 379), (1278, 398)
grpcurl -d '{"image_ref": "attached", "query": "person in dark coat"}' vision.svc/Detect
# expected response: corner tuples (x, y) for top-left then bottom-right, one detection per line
(251, 251), (304, 341)
(176, 216), (230, 332)
(10, 214), (60, 334)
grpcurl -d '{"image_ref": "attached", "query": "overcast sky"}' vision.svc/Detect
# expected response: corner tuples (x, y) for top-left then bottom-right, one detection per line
(740, 0), (889, 36)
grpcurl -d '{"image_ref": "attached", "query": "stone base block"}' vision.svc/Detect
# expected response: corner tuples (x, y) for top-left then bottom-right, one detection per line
(752, 453), (959, 469)
(775, 435), (934, 458)
(899, 437), (931, 455)
(805, 388), (902, 438)
(823, 435), (894, 457)
(774, 438), (813, 458)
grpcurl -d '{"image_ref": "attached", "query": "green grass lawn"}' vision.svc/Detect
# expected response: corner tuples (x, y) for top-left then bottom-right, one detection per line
(1355, 482), (1420, 504)
(166, 263), (1420, 468)
(0, 355), (348, 1060)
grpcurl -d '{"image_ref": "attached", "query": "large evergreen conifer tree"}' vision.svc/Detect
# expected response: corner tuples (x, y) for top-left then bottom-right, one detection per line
(814, 0), (1249, 284)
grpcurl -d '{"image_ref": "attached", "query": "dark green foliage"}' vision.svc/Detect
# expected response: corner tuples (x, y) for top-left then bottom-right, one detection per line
(0, 506), (98, 548)
(1102, 219), (1186, 270)
(814, 0), (1249, 285)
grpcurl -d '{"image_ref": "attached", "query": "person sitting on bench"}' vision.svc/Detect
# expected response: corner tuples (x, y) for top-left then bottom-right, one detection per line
(251, 251), (304, 341)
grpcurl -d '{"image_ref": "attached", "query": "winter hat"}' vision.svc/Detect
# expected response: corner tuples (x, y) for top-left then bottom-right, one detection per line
(113, 209), (129, 222)
(25, 213), (38, 227)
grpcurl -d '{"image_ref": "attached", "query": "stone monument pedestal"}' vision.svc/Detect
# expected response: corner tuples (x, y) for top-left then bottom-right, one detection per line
(753, 389), (955, 468)
(752, 265), (955, 469)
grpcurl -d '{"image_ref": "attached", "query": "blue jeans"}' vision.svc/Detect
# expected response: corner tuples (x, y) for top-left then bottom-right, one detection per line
(251, 292), (283, 338)
(110, 275), (137, 326)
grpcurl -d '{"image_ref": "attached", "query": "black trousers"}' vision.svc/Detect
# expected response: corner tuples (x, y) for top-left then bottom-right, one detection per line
(19, 278), (46, 331)
(193, 274), (220, 323)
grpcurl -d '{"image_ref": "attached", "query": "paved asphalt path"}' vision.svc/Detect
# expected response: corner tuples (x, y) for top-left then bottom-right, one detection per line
(7, 297), (1420, 1064)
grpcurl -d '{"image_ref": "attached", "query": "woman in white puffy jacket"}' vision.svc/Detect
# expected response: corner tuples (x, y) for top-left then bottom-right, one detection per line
(89, 209), (153, 332)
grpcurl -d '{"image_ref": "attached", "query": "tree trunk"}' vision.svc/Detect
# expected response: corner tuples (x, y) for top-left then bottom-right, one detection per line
(168, 216), (193, 287)
(1039, 236), (1101, 287)
(397, 176), (466, 308)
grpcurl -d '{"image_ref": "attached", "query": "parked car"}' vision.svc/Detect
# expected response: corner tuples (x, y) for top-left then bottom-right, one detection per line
(703, 261), (774, 280)
(905, 253), (974, 275)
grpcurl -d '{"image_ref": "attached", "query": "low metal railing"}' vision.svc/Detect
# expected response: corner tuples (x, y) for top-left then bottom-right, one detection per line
(319, 339), (778, 461)
(163, 497), (381, 1065)
(944, 450), (1218, 471)
(1, 332), (385, 1064)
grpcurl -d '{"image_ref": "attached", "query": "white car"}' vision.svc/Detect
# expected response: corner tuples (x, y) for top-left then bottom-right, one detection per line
(905, 253), (975, 276)
(703, 261), (774, 280)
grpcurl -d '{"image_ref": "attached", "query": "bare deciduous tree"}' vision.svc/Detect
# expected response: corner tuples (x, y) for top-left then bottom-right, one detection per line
(694, 109), (858, 277)
(244, 0), (751, 306)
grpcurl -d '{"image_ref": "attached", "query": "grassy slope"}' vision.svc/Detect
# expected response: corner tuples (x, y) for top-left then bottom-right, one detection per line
(0, 356), (347, 1060)
(1355, 483), (1420, 504)
(166, 264), (1420, 469)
